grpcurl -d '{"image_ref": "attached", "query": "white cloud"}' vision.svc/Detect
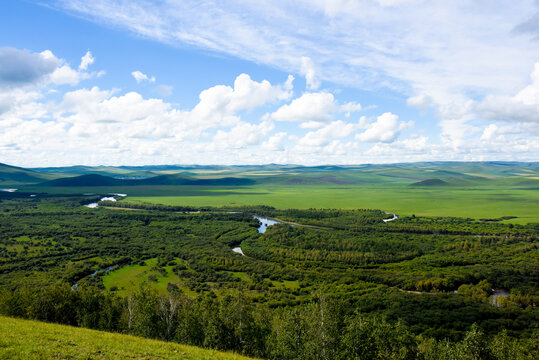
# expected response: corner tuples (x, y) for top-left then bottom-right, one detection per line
(0, 72), (299, 165)
(213, 120), (274, 149)
(132, 70), (156, 83)
(300, 56), (320, 90)
(262, 132), (287, 151)
(79, 51), (94, 71)
(299, 121), (325, 129)
(480, 123), (530, 141)
(0, 48), (58, 88)
(340, 101), (362, 117)
(190, 73), (293, 128)
(356, 112), (412, 143)
(271, 92), (336, 122)
(475, 62), (539, 124)
(0, 47), (98, 89)
(406, 94), (433, 111)
(481, 124), (499, 141)
(50, 64), (91, 85)
(297, 120), (356, 147)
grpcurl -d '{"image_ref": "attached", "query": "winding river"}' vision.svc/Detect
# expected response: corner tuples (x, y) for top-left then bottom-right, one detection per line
(253, 216), (280, 233)
(383, 213), (398, 222)
(84, 194), (126, 208)
(232, 216), (280, 256)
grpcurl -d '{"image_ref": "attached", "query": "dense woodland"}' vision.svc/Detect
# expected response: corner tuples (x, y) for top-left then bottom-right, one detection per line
(0, 195), (537, 359)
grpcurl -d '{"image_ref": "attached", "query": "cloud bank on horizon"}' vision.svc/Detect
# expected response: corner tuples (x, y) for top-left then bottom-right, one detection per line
(0, 0), (538, 166)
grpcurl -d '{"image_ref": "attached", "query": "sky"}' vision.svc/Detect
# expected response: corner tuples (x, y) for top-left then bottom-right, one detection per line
(0, 0), (538, 167)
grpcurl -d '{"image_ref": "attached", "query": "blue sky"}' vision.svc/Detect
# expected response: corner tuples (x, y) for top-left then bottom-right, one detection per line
(0, 0), (538, 166)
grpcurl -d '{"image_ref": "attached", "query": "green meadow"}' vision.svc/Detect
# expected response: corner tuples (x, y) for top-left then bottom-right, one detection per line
(127, 184), (539, 224)
(102, 257), (196, 296)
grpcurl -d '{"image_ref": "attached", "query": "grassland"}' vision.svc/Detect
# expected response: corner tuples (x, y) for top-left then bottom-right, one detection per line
(0, 316), (255, 360)
(102, 258), (196, 296)
(126, 184), (539, 224)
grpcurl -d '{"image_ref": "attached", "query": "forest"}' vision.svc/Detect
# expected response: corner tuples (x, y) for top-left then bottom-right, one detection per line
(0, 194), (537, 359)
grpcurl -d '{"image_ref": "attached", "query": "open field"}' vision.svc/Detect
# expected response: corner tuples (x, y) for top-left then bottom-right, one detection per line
(0, 316), (254, 360)
(102, 257), (196, 296)
(126, 184), (539, 224)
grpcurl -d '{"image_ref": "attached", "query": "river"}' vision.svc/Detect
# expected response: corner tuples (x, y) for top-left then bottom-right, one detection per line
(232, 216), (280, 256)
(383, 213), (398, 222)
(84, 194), (126, 208)
(253, 216), (280, 233)
(72, 264), (119, 289)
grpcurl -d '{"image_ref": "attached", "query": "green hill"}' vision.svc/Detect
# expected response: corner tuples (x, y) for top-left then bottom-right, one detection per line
(0, 315), (255, 360)
(39, 174), (256, 187)
(410, 178), (450, 186)
(0, 163), (55, 185)
(40, 174), (126, 187)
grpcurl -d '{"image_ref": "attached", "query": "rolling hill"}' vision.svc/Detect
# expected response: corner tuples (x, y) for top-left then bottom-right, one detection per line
(39, 173), (256, 187)
(0, 163), (56, 185)
(3, 161), (537, 190)
(410, 178), (450, 186)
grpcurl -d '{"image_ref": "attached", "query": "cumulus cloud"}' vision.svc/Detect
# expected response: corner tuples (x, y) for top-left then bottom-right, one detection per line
(356, 112), (413, 142)
(132, 70), (156, 83)
(0, 72), (300, 165)
(78, 51), (94, 71)
(270, 91), (361, 126)
(262, 132), (287, 151)
(480, 123), (527, 141)
(190, 73), (293, 128)
(271, 92), (335, 123)
(0, 47), (98, 89)
(0, 48), (58, 87)
(50, 64), (92, 85)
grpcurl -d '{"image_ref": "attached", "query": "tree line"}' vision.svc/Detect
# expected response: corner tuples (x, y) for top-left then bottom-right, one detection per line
(0, 284), (536, 360)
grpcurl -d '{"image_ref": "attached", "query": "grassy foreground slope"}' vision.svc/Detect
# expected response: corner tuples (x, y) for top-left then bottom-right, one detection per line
(0, 316), (254, 360)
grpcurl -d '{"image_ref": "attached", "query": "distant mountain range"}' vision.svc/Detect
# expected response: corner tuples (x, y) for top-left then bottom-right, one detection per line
(1, 161), (538, 188)
(40, 174), (256, 187)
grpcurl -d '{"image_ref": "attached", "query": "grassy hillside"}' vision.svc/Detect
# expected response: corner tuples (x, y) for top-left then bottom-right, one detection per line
(0, 316), (254, 360)
(0, 163), (56, 186)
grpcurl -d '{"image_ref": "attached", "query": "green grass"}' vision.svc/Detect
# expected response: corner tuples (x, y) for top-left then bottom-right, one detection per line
(102, 258), (196, 296)
(0, 316), (255, 359)
(126, 184), (539, 223)
(270, 280), (300, 290)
